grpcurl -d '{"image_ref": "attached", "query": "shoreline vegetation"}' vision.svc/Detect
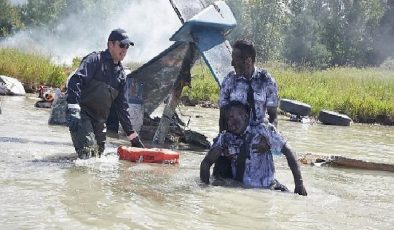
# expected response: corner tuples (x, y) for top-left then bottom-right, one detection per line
(185, 64), (394, 125)
(1, 48), (393, 126)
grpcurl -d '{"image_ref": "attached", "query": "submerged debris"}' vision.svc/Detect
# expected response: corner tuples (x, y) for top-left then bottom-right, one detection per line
(299, 153), (394, 173)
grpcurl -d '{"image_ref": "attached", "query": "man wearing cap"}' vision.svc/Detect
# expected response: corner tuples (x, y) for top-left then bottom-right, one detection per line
(66, 28), (143, 159)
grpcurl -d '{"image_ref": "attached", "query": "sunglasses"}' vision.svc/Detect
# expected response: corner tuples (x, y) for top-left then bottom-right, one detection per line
(118, 42), (130, 49)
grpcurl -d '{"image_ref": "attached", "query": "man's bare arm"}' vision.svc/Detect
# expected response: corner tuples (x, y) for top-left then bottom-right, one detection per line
(282, 143), (307, 196)
(219, 108), (227, 132)
(267, 106), (278, 127)
(200, 147), (223, 184)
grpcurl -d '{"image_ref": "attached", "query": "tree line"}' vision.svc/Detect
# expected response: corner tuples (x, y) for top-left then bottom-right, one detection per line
(1, 0), (393, 68)
(226, 0), (394, 68)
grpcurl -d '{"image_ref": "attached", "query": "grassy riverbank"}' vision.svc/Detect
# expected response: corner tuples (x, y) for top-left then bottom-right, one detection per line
(273, 68), (394, 124)
(1, 48), (393, 125)
(0, 48), (68, 91)
(185, 63), (394, 125)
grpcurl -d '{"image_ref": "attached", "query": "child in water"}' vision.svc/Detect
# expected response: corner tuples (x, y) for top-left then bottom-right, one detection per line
(200, 101), (307, 196)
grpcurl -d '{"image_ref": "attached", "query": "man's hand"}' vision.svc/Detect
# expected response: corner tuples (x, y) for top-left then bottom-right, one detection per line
(251, 136), (270, 153)
(130, 137), (145, 148)
(66, 108), (81, 132)
(128, 132), (145, 148)
(294, 182), (307, 196)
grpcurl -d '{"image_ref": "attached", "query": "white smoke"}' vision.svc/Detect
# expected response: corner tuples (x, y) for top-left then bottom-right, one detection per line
(9, 0), (27, 6)
(0, 0), (181, 65)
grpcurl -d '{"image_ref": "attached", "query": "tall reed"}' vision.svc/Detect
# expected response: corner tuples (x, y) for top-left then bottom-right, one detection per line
(0, 48), (67, 88)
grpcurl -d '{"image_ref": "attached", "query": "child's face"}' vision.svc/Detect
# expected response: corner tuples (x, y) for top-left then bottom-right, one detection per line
(226, 106), (249, 135)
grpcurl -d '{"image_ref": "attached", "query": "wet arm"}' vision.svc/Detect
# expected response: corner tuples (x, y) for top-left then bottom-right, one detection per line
(200, 147), (222, 184)
(282, 144), (307, 196)
(266, 76), (279, 126)
(218, 76), (231, 132)
(219, 108), (226, 132)
(267, 106), (278, 126)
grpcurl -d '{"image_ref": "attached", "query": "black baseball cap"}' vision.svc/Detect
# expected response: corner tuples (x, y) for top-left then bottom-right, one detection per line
(108, 28), (134, 46)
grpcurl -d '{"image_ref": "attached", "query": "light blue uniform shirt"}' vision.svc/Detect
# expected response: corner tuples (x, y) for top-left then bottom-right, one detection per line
(219, 68), (279, 124)
(212, 123), (286, 188)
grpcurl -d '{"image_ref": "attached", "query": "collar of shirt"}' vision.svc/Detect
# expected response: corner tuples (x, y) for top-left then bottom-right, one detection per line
(103, 49), (123, 68)
(240, 125), (252, 140)
(235, 66), (258, 81)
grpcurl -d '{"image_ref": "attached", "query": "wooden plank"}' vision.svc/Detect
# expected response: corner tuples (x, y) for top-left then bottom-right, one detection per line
(193, 29), (233, 85)
(331, 156), (394, 173)
(299, 153), (394, 173)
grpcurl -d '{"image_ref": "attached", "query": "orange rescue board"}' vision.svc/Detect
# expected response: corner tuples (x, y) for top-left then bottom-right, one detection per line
(117, 146), (180, 164)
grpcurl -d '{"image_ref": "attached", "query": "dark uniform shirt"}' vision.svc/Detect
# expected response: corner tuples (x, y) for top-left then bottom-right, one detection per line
(67, 49), (134, 135)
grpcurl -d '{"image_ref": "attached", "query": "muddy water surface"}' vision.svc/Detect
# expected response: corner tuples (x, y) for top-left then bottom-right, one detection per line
(0, 95), (393, 229)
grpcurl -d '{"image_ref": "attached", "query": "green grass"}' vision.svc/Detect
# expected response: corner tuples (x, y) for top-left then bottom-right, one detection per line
(183, 63), (394, 125)
(0, 49), (140, 90)
(182, 64), (220, 103)
(273, 67), (394, 124)
(0, 48), (67, 89)
(1, 48), (393, 125)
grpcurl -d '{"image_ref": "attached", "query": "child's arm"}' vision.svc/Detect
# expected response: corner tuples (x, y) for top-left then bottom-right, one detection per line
(200, 147), (223, 184)
(282, 144), (308, 196)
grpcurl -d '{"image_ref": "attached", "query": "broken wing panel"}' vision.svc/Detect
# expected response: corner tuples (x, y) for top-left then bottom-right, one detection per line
(169, 0), (235, 85)
(193, 30), (232, 85)
(169, 0), (216, 22)
(127, 42), (190, 114)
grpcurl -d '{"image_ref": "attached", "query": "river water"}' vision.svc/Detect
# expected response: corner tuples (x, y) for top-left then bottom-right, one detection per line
(0, 95), (393, 230)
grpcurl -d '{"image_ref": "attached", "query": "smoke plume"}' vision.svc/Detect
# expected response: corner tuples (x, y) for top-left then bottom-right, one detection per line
(0, 0), (181, 65)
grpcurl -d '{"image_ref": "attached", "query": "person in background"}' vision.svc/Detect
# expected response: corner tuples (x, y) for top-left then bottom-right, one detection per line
(201, 101), (307, 196)
(66, 28), (143, 159)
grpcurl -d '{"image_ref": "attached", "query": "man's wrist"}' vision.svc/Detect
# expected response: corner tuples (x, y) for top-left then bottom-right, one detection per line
(126, 130), (135, 136)
(295, 178), (304, 186)
(67, 104), (80, 111)
(127, 131), (138, 141)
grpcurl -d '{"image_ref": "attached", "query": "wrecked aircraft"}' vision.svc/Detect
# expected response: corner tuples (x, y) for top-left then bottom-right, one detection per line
(126, 0), (236, 147)
(48, 0), (236, 149)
